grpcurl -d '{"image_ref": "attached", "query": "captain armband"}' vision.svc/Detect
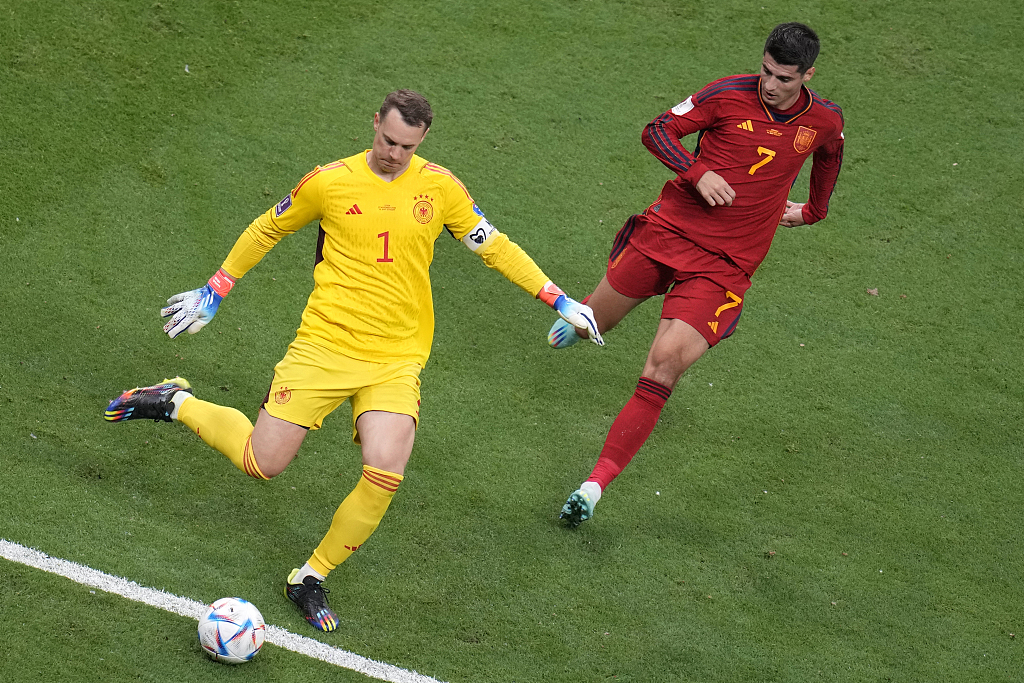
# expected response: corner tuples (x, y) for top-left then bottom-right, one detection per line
(460, 218), (500, 253)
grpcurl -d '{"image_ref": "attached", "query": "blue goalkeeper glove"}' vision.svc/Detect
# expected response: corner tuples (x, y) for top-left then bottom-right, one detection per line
(160, 268), (235, 339)
(538, 282), (604, 346)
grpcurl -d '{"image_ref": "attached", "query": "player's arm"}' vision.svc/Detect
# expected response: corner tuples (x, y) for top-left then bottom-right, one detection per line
(434, 168), (603, 345)
(453, 218), (603, 346)
(780, 133), (845, 227)
(801, 133), (844, 224)
(642, 94), (734, 206)
(161, 172), (323, 338)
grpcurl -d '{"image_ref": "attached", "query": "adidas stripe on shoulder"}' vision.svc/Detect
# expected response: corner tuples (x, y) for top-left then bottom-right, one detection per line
(422, 162), (473, 200)
(292, 161), (350, 198)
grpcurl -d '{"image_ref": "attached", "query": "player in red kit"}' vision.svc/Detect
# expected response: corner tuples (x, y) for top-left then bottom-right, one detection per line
(552, 22), (844, 527)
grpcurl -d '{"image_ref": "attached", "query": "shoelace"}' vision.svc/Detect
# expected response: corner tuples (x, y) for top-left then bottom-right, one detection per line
(297, 580), (330, 600)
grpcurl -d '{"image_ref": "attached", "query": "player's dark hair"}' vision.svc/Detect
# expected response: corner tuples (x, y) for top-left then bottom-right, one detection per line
(379, 90), (433, 129)
(764, 22), (820, 73)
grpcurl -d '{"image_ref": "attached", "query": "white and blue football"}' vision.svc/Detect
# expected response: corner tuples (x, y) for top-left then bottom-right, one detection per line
(197, 597), (266, 664)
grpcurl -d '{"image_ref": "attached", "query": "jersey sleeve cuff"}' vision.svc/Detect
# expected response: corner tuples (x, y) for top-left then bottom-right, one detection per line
(801, 204), (821, 225)
(208, 267), (237, 296)
(536, 281), (565, 307)
(681, 161), (711, 187)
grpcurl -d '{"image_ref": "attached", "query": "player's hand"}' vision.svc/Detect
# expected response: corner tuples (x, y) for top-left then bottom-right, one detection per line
(161, 285), (223, 338)
(779, 200), (807, 227)
(555, 296), (604, 346)
(161, 268), (236, 339)
(695, 171), (736, 207)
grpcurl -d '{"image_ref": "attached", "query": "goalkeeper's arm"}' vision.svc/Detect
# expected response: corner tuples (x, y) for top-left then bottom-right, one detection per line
(457, 219), (603, 346)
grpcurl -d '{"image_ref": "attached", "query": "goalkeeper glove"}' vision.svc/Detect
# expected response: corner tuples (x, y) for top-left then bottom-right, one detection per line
(161, 268), (236, 339)
(537, 281), (604, 346)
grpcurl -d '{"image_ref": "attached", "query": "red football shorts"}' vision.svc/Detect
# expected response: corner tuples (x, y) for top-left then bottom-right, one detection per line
(605, 217), (751, 347)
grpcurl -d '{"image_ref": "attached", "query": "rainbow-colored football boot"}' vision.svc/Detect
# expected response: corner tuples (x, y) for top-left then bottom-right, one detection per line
(104, 377), (192, 422)
(285, 569), (339, 632)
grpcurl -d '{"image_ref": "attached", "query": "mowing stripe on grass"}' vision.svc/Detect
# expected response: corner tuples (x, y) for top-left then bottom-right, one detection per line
(0, 539), (445, 683)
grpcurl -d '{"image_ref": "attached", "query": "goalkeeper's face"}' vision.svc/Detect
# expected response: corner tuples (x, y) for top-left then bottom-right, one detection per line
(368, 109), (429, 177)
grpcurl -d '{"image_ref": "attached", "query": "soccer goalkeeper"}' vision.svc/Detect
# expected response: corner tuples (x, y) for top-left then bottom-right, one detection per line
(104, 90), (601, 632)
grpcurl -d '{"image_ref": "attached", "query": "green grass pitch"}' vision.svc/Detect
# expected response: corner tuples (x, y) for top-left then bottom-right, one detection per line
(1, 1), (1022, 681)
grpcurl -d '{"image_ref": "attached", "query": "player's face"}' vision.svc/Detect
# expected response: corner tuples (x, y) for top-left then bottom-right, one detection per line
(369, 109), (428, 176)
(759, 53), (815, 111)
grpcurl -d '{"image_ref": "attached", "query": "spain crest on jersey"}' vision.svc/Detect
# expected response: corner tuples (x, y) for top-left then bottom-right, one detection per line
(793, 126), (817, 154)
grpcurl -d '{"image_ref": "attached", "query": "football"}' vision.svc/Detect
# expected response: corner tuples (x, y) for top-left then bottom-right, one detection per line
(197, 597), (266, 664)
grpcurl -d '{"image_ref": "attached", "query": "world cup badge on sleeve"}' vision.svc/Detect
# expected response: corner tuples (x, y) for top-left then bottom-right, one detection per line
(274, 194), (293, 217)
(793, 126), (817, 154)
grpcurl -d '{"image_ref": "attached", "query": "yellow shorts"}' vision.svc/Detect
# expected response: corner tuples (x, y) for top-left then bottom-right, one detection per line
(263, 338), (421, 443)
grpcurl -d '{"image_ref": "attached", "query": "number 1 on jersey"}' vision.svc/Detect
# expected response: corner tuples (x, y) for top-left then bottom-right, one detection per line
(748, 146), (776, 175)
(377, 231), (394, 263)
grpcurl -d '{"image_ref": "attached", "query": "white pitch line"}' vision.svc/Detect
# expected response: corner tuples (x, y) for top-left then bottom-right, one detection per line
(0, 539), (446, 683)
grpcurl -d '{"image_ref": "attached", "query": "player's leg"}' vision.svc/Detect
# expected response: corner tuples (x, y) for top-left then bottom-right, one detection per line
(286, 363), (420, 632)
(562, 271), (747, 527)
(581, 275), (647, 336)
(286, 412), (413, 632)
(583, 318), (708, 488)
(174, 400), (307, 480)
(304, 410), (413, 574)
(549, 218), (653, 348)
(104, 377), (303, 480)
(560, 320), (709, 527)
(176, 338), (328, 480)
(550, 275), (646, 348)
(640, 318), (711, 388)
(557, 242), (680, 523)
(355, 410), (417, 474)
(249, 409), (309, 476)
(243, 338), (354, 478)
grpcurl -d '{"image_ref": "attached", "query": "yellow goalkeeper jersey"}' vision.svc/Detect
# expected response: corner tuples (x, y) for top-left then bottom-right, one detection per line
(220, 151), (549, 365)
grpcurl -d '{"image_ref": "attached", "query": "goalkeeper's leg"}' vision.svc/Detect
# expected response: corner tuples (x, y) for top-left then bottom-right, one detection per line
(304, 411), (412, 577)
(287, 410), (412, 632)
(105, 379), (305, 478)
(177, 401), (306, 479)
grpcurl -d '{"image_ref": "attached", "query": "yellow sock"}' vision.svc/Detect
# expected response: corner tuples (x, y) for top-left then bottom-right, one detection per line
(308, 465), (403, 576)
(176, 397), (267, 480)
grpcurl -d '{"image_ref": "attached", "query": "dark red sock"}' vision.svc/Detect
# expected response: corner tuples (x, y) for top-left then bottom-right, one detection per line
(587, 377), (672, 489)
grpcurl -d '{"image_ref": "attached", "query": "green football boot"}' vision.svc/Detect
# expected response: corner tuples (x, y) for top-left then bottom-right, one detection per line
(559, 488), (597, 528)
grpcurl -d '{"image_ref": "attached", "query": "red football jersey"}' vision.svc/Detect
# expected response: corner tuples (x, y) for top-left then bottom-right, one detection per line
(633, 74), (844, 276)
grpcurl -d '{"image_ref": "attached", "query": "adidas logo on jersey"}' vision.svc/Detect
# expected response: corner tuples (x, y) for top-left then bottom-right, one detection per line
(737, 120), (754, 132)
(345, 204), (363, 215)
